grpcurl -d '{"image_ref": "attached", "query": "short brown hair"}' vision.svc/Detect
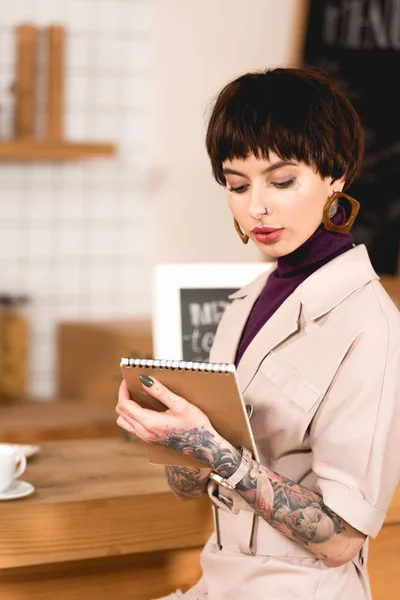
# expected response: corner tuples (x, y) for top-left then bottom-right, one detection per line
(205, 67), (364, 190)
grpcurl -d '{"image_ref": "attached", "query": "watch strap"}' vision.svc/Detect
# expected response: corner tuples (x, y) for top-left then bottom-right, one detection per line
(209, 446), (253, 490)
(226, 446), (252, 487)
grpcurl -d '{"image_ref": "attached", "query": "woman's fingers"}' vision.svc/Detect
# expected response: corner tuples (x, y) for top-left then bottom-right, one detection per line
(138, 375), (186, 413)
(117, 380), (153, 422)
(116, 406), (163, 442)
(117, 414), (136, 434)
(117, 376), (185, 419)
(117, 394), (167, 430)
(118, 379), (131, 401)
(116, 375), (209, 446)
(116, 376), (214, 456)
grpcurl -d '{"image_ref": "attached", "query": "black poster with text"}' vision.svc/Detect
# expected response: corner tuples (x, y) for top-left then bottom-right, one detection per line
(304, 0), (400, 274)
(180, 288), (236, 362)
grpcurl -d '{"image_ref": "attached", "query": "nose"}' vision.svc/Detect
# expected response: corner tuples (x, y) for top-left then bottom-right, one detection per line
(247, 183), (268, 220)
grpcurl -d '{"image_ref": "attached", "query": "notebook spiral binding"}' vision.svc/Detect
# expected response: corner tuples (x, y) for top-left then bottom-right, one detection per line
(120, 358), (235, 373)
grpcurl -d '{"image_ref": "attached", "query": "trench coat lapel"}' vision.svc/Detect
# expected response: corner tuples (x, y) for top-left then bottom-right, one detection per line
(211, 245), (376, 395)
(236, 287), (302, 393)
(210, 269), (301, 392)
(209, 272), (269, 365)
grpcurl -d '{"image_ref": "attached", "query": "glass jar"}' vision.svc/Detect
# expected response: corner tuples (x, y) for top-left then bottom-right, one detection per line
(0, 294), (30, 400)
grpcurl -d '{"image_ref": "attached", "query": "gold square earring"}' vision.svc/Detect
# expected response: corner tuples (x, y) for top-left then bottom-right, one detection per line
(234, 218), (249, 244)
(323, 191), (360, 233)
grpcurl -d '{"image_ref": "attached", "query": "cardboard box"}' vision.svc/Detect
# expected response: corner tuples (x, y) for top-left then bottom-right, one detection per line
(57, 319), (153, 405)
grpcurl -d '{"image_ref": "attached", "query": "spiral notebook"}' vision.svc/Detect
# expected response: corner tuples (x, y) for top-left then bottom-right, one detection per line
(120, 358), (259, 468)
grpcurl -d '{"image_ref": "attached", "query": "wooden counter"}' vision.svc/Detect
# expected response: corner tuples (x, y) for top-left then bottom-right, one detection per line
(0, 438), (213, 600)
(0, 400), (120, 443)
(0, 436), (397, 599)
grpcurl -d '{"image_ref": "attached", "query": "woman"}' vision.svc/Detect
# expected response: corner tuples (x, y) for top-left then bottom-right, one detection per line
(116, 67), (400, 599)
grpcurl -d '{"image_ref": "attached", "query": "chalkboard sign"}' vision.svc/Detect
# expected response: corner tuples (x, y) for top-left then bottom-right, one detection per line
(180, 287), (237, 361)
(304, 0), (400, 274)
(152, 263), (271, 360)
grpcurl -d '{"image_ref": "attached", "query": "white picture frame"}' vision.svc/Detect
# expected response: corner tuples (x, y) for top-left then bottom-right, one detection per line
(152, 262), (273, 360)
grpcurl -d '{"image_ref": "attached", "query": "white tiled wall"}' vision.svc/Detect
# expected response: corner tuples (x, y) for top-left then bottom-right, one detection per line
(0, 0), (153, 399)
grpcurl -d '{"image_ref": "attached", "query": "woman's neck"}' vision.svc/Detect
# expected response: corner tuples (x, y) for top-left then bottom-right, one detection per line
(276, 207), (354, 278)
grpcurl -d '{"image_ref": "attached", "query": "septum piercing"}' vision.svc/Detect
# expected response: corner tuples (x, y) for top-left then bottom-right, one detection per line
(258, 206), (271, 225)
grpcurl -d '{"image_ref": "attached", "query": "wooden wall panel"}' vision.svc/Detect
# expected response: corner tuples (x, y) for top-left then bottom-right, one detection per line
(14, 25), (37, 137)
(45, 25), (65, 139)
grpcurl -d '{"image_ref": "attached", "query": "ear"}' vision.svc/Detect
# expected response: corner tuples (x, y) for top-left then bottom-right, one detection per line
(329, 176), (346, 193)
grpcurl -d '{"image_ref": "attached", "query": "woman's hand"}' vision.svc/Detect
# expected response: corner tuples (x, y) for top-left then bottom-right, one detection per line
(116, 375), (240, 472)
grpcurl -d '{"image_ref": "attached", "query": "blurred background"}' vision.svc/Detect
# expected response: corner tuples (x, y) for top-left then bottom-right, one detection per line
(0, 3), (399, 598)
(0, 0), (307, 402)
(0, 0), (398, 404)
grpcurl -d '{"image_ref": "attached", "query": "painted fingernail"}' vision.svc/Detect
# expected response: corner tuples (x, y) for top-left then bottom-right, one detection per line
(139, 374), (154, 387)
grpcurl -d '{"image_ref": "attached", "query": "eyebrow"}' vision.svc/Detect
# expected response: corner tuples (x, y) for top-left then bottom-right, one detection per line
(222, 161), (298, 177)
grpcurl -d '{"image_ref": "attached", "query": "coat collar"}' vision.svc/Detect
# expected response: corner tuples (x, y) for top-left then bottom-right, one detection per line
(299, 244), (378, 320)
(212, 245), (378, 392)
(228, 244), (378, 318)
(228, 269), (271, 300)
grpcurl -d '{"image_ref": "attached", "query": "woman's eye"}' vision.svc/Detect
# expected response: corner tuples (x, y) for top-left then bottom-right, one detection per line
(228, 185), (248, 194)
(272, 178), (296, 189)
(228, 178), (295, 193)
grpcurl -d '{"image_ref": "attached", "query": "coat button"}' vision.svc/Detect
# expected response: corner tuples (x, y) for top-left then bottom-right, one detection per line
(245, 404), (254, 419)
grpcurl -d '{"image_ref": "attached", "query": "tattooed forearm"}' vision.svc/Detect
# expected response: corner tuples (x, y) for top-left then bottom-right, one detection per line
(236, 465), (344, 545)
(161, 428), (239, 501)
(231, 461), (365, 563)
(159, 427), (363, 564)
(165, 465), (211, 499)
(156, 427), (241, 473)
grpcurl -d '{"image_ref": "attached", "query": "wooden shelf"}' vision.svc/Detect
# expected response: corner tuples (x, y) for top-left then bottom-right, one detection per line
(0, 139), (117, 161)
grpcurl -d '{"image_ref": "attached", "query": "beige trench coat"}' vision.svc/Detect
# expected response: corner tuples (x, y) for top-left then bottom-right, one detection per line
(156, 245), (400, 600)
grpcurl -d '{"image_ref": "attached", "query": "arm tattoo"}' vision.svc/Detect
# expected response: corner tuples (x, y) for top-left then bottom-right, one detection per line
(235, 463), (346, 553)
(155, 426), (241, 472)
(160, 428), (240, 500)
(158, 427), (357, 559)
(156, 428), (354, 558)
(165, 465), (210, 499)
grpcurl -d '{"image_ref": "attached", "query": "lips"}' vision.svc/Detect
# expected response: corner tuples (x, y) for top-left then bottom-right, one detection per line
(251, 227), (284, 244)
(251, 226), (283, 234)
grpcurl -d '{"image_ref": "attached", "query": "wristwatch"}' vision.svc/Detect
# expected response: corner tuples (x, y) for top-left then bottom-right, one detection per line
(209, 446), (253, 490)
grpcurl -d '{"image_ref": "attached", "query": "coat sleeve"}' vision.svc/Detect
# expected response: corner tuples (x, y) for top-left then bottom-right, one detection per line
(310, 323), (400, 538)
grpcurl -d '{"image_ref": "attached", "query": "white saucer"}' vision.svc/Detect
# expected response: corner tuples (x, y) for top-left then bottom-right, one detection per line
(0, 480), (34, 501)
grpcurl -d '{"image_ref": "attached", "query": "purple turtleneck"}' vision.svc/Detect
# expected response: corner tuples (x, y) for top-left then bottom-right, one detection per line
(234, 208), (355, 366)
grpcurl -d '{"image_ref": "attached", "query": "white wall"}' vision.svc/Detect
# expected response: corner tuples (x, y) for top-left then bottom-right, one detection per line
(0, 0), (308, 398)
(0, 0), (154, 398)
(147, 0), (309, 266)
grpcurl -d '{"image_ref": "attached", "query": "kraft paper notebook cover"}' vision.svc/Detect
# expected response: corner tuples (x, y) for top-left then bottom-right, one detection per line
(120, 358), (259, 468)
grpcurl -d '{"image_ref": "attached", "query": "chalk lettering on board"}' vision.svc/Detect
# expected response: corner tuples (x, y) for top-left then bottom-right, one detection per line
(305, 0), (400, 274)
(323, 0), (400, 50)
(180, 288), (237, 362)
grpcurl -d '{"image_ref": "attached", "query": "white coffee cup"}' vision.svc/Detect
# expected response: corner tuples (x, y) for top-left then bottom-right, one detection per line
(0, 445), (27, 493)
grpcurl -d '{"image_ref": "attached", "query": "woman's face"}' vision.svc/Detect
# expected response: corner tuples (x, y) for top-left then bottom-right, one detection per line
(223, 152), (344, 259)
